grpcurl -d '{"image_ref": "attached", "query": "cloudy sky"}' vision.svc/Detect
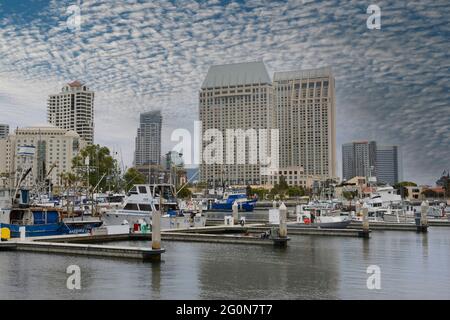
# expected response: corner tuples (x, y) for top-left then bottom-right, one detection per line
(0, 0), (448, 184)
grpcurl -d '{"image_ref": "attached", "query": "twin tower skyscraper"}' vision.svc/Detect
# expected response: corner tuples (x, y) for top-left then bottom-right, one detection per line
(199, 61), (336, 187)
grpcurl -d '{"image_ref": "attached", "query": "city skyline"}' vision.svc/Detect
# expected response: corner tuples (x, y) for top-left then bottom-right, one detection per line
(342, 140), (402, 185)
(0, 1), (448, 185)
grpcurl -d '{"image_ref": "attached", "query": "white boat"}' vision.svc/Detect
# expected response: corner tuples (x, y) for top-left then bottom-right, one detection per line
(94, 193), (126, 213)
(296, 202), (351, 229)
(364, 186), (402, 207)
(179, 199), (208, 213)
(361, 186), (414, 223)
(102, 184), (206, 231)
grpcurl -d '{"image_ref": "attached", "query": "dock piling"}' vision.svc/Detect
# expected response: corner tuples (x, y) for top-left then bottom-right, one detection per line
(419, 201), (429, 233)
(355, 200), (361, 220)
(199, 201), (203, 215)
(272, 202), (289, 247)
(361, 203), (370, 238)
(19, 227), (26, 241)
(279, 203), (287, 238)
(151, 210), (162, 261)
(232, 201), (239, 224)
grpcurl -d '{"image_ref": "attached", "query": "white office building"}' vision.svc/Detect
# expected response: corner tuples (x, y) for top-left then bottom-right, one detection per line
(47, 81), (94, 145)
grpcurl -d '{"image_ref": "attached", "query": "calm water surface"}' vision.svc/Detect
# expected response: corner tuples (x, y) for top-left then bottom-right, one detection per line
(1, 228), (449, 299)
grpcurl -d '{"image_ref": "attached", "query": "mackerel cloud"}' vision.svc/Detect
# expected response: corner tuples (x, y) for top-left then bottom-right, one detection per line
(0, 0), (449, 184)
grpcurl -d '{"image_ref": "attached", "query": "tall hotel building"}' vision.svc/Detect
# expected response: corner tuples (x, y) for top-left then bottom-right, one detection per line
(47, 81), (95, 145)
(134, 110), (162, 166)
(199, 62), (337, 187)
(272, 68), (337, 186)
(199, 61), (274, 186)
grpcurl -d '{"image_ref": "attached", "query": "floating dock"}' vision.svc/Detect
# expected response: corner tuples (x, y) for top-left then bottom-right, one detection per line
(244, 225), (370, 238)
(428, 220), (450, 227)
(32, 226), (290, 247)
(0, 240), (164, 262)
(349, 221), (426, 232)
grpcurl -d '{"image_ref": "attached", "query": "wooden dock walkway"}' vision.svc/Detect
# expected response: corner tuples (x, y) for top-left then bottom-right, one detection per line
(0, 239), (164, 262)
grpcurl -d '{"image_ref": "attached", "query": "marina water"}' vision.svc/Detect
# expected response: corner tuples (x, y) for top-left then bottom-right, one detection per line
(1, 228), (449, 299)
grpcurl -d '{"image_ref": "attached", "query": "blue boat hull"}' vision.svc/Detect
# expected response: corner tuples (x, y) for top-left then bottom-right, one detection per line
(210, 201), (256, 212)
(0, 222), (102, 238)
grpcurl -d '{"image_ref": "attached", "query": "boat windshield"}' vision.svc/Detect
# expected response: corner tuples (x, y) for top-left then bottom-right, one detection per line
(154, 186), (176, 202)
(107, 196), (124, 203)
(138, 204), (152, 212)
(123, 203), (139, 211)
(128, 187), (138, 195)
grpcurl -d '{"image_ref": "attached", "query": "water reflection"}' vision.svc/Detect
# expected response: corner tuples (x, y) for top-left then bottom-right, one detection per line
(151, 263), (161, 300)
(196, 238), (340, 299)
(422, 232), (429, 258)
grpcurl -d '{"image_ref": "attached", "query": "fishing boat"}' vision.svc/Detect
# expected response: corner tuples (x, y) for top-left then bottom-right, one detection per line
(102, 184), (206, 230)
(0, 188), (101, 238)
(209, 191), (257, 212)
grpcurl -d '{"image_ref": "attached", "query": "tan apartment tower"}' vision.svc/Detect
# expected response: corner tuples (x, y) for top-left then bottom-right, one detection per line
(199, 61), (274, 187)
(273, 67), (336, 184)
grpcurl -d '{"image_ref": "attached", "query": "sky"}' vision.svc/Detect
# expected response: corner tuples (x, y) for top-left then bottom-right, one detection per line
(0, 0), (448, 185)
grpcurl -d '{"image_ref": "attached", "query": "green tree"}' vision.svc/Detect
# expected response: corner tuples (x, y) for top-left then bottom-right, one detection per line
(279, 175), (289, 191)
(269, 186), (278, 200)
(72, 145), (119, 192)
(195, 182), (208, 189)
(394, 181), (417, 198)
(251, 187), (269, 200)
(287, 186), (305, 198)
(246, 184), (252, 197)
(342, 190), (359, 208)
(177, 187), (193, 199)
(268, 175), (290, 200)
(342, 191), (359, 201)
(59, 172), (78, 188)
(123, 167), (146, 191)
